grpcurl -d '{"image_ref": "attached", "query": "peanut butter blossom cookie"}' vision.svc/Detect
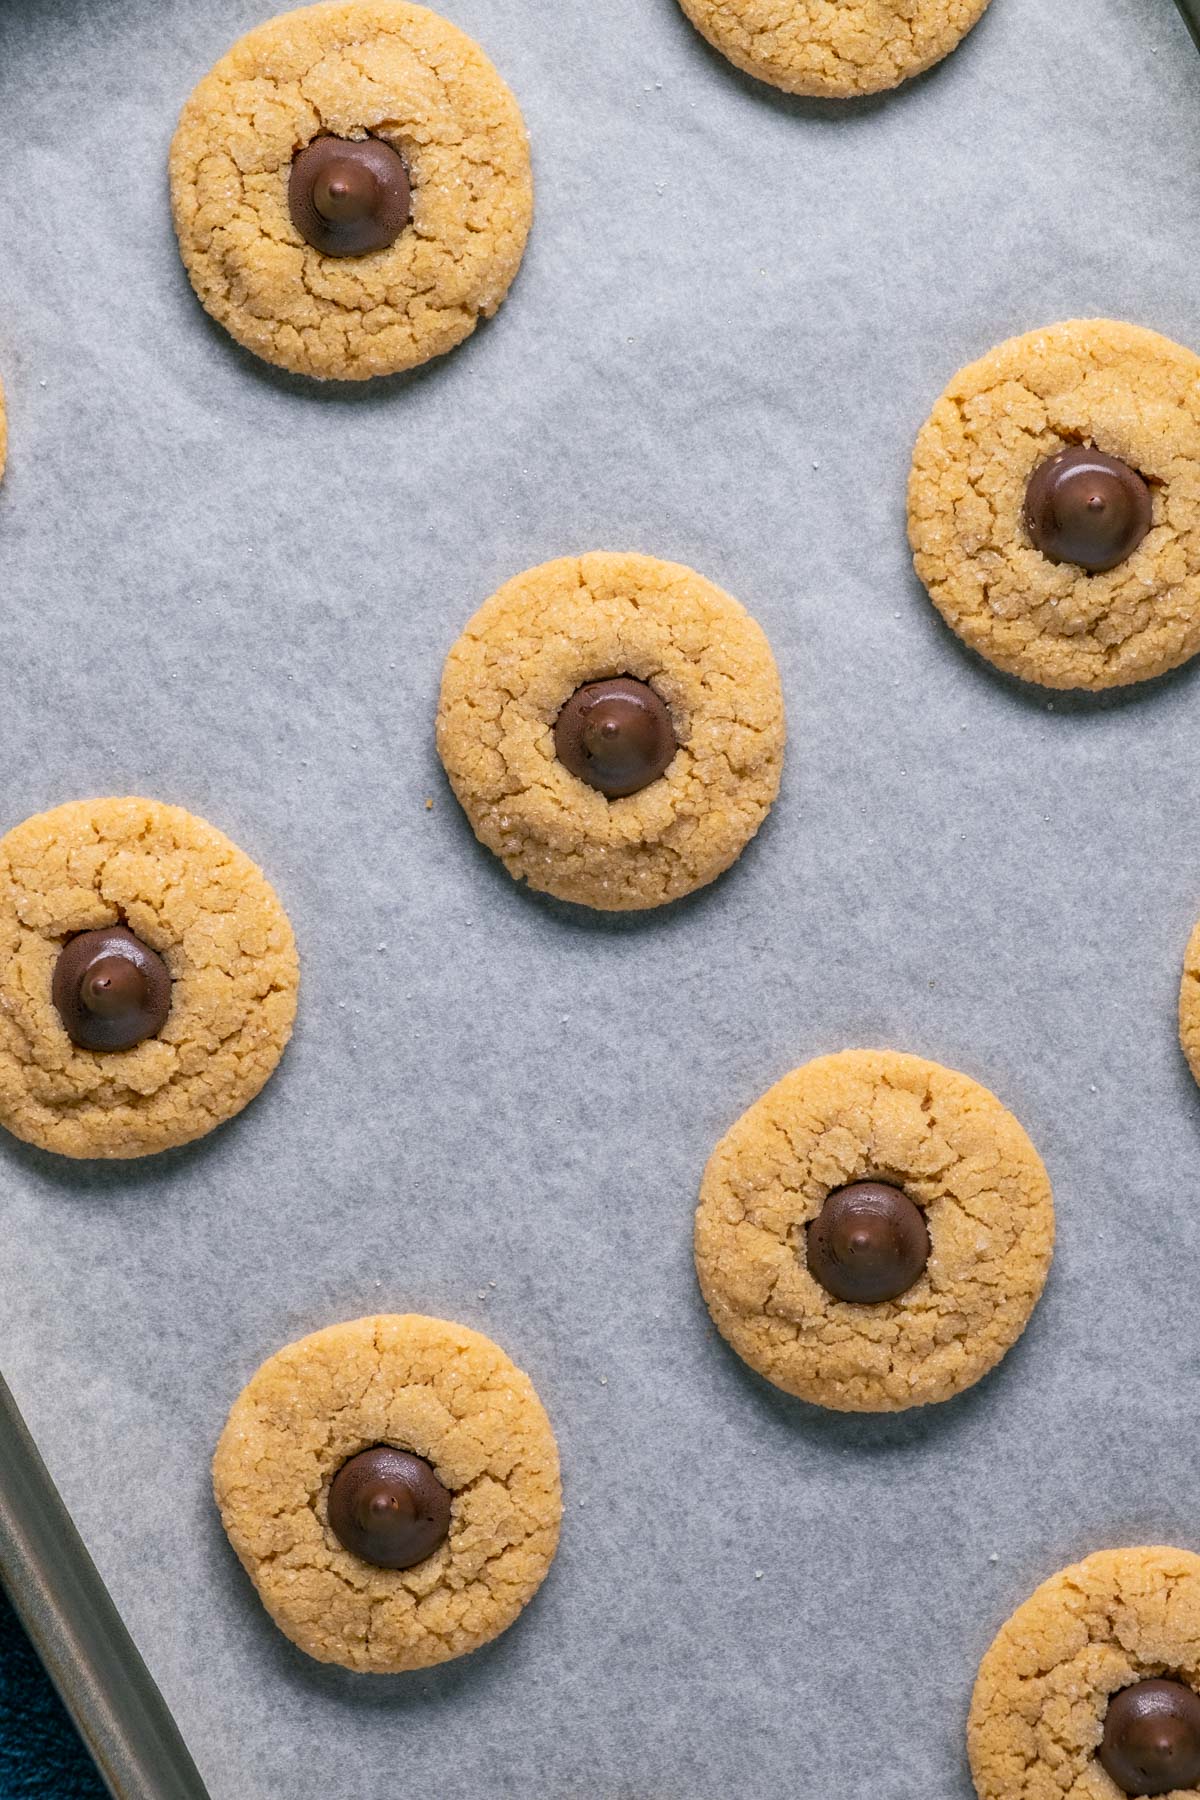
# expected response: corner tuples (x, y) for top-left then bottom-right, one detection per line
(0, 797), (298, 1159)
(169, 1), (532, 380)
(909, 320), (1200, 690)
(436, 552), (785, 911)
(694, 1049), (1054, 1412)
(675, 0), (992, 97)
(970, 1547), (1200, 1799)
(214, 1314), (562, 1672)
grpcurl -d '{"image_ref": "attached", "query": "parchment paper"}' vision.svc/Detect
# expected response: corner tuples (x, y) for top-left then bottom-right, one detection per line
(2, 0), (1199, 1793)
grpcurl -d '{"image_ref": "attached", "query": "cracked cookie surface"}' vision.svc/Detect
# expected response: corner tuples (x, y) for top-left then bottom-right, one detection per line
(214, 1314), (562, 1672)
(436, 552), (785, 911)
(0, 797), (298, 1159)
(169, 1), (533, 380)
(675, 0), (991, 97)
(970, 1546), (1200, 1800)
(1177, 915), (1200, 1096)
(694, 1049), (1054, 1412)
(909, 320), (1200, 690)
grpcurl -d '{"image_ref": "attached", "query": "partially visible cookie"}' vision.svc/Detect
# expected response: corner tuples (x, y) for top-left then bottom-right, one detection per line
(214, 1314), (562, 1673)
(675, 0), (992, 97)
(0, 797), (298, 1158)
(1178, 915), (1200, 1095)
(436, 552), (785, 911)
(694, 1049), (1054, 1412)
(169, 2), (533, 380)
(909, 320), (1200, 689)
(970, 1547), (1200, 1799)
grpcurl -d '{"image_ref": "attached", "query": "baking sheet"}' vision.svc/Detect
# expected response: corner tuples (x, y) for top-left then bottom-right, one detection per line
(2, 0), (1199, 1794)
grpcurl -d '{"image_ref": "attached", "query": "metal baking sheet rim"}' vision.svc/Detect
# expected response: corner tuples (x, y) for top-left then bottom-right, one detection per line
(0, 1372), (210, 1799)
(0, 2), (1198, 1797)
(1177, 0), (1200, 46)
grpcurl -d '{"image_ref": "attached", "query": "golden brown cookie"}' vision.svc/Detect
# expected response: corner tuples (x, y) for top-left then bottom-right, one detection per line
(436, 552), (785, 912)
(169, 1), (533, 380)
(694, 1049), (1054, 1412)
(0, 797), (298, 1159)
(214, 1314), (562, 1673)
(909, 320), (1200, 690)
(1179, 917), (1200, 1095)
(675, 0), (991, 97)
(969, 1547), (1200, 1800)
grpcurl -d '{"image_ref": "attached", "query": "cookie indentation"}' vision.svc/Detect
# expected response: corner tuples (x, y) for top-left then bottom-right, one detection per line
(288, 135), (412, 257)
(52, 926), (171, 1052)
(806, 1181), (930, 1305)
(1101, 1680), (1200, 1796)
(553, 678), (678, 799)
(326, 1446), (451, 1570)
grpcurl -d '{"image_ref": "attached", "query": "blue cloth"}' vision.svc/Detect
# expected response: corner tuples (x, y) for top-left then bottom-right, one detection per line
(0, 1586), (105, 1798)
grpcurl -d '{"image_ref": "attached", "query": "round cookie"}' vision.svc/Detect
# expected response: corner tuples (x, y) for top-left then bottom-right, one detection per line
(0, 797), (298, 1159)
(214, 1314), (562, 1673)
(169, 1), (533, 381)
(970, 1547), (1200, 1799)
(694, 1049), (1054, 1412)
(436, 552), (785, 911)
(909, 320), (1200, 690)
(674, 0), (992, 98)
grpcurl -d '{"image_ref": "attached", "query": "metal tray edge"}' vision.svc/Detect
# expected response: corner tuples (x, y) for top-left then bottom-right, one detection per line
(1175, 0), (1200, 49)
(0, 1371), (210, 1800)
